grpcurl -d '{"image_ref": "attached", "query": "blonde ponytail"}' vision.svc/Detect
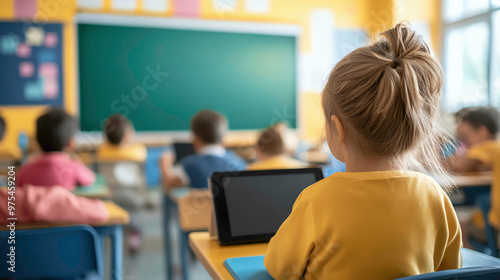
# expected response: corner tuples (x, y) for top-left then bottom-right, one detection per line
(322, 23), (453, 188)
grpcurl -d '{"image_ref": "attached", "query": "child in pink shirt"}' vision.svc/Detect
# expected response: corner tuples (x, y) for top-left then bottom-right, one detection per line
(17, 108), (95, 191)
(0, 185), (108, 223)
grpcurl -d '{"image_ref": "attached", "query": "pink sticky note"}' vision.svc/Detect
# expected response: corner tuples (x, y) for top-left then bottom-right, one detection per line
(16, 43), (31, 58)
(14, 0), (37, 19)
(38, 63), (58, 79)
(174, 0), (200, 17)
(43, 77), (59, 99)
(19, 62), (34, 77)
(44, 32), (58, 48)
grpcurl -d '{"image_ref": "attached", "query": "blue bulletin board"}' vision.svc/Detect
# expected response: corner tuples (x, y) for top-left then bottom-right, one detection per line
(0, 21), (64, 106)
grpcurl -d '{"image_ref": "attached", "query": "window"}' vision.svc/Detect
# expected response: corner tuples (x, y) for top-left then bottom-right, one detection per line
(443, 0), (500, 111)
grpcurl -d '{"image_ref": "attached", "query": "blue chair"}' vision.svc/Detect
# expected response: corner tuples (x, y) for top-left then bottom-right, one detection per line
(469, 193), (499, 257)
(395, 266), (500, 279)
(0, 225), (103, 279)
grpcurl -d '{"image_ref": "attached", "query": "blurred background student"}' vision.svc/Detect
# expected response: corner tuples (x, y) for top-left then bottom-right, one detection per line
(97, 114), (147, 162)
(447, 106), (500, 172)
(248, 125), (306, 170)
(17, 108), (95, 190)
(98, 114), (149, 254)
(160, 110), (246, 189)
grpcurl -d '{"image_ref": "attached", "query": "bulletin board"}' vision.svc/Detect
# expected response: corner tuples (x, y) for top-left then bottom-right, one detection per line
(0, 21), (64, 106)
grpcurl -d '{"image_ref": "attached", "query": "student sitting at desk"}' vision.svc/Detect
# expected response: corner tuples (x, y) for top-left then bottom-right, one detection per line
(447, 106), (500, 172)
(160, 110), (246, 189)
(265, 23), (462, 279)
(17, 108), (95, 190)
(97, 114), (147, 162)
(248, 125), (306, 170)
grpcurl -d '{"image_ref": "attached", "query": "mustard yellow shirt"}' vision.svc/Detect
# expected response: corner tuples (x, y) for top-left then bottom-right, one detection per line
(466, 140), (500, 165)
(97, 142), (147, 162)
(248, 155), (306, 170)
(463, 141), (500, 230)
(489, 149), (500, 230)
(264, 171), (462, 280)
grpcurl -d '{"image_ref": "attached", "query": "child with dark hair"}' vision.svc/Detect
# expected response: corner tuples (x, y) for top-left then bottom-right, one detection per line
(17, 108), (95, 190)
(447, 107), (500, 245)
(160, 110), (246, 189)
(97, 114), (146, 162)
(448, 106), (500, 172)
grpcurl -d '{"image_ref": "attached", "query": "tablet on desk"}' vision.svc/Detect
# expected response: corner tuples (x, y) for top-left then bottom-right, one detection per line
(210, 168), (323, 245)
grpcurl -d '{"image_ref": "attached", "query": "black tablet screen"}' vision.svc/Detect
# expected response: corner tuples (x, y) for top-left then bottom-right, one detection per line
(223, 173), (316, 237)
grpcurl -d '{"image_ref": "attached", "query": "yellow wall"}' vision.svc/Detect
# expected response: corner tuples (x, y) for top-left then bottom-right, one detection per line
(0, 0), (442, 150)
(393, 0), (442, 58)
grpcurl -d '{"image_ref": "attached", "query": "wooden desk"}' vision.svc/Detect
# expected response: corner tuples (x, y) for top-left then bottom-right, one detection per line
(189, 232), (500, 280)
(163, 187), (191, 280)
(73, 175), (112, 199)
(450, 172), (493, 187)
(189, 232), (268, 280)
(1, 202), (129, 280)
(300, 150), (329, 165)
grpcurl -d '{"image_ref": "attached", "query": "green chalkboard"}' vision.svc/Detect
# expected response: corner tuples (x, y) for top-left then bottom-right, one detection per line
(77, 23), (297, 131)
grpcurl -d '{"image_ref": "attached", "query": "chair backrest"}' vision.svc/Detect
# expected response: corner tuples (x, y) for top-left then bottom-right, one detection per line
(178, 189), (212, 232)
(0, 225), (102, 279)
(395, 266), (500, 280)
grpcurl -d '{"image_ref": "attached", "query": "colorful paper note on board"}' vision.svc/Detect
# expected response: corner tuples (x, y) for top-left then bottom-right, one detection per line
(43, 78), (59, 99)
(26, 26), (44, 46)
(24, 79), (44, 101)
(44, 32), (58, 48)
(244, 0), (270, 14)
(0, 35), (19, 55)
(38, 50), (56, 62)
(213, 0), (237, 12)
(174, 0), (199, 17)
(19, 62), (34, 78)
(39, 63), (58, 79)
(14, 0), (37, 19)
(143, 0), (168, 12)
(16, 42), (31, 57)
(77, 0), (103, 9)
(112, 0), (137, 10)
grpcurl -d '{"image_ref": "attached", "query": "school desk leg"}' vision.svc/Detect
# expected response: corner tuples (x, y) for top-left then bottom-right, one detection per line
(96, 225), (123, 280)
(98, 232), (106, 280)
(163, 194), (173, 280)
(180, 230), (190, 280)
(111, 225), (124, 280)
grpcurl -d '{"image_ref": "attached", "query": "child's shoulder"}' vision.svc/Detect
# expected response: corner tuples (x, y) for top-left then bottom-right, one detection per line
(302, 171), (445, 197)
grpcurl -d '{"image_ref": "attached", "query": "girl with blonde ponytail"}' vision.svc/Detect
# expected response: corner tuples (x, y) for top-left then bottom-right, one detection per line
(264, 23), (462, 279)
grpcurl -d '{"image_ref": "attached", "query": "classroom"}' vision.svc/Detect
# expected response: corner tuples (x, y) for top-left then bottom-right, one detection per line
(1, 0), (500, 279)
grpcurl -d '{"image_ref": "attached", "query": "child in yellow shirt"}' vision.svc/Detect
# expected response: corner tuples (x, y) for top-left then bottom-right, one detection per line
(97, 114), (147, 162)
(447, 107), (500, 172)
(264, 23), (462, 279)
(248, 125), (306, 170)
